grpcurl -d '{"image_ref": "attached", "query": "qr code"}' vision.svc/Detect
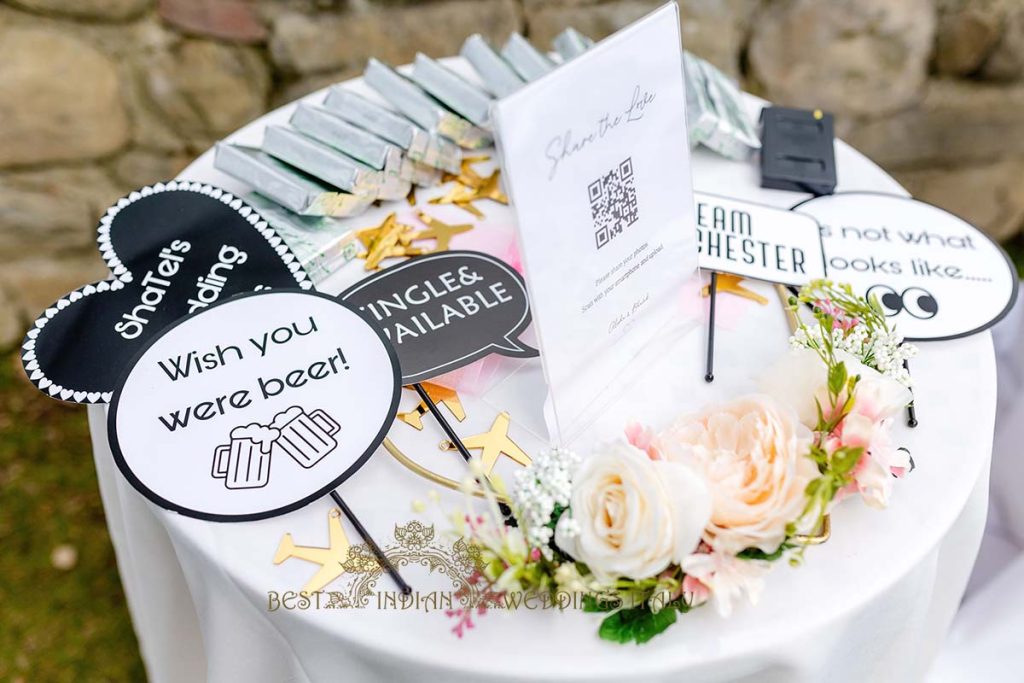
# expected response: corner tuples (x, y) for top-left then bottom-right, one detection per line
(588, 157), (639, 250)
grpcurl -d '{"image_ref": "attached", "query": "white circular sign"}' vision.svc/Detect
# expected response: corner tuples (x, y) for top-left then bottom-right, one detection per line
(794, 192), (1018, 340)
(108, 290), (401, 521)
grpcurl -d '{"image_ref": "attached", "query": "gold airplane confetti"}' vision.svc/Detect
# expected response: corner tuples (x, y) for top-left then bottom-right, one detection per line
(428, 183), (484, 218)
(470, 170), (509, 206)
(435, 170), (509, 219)
(356, 212), (401, 249)
(397, 382), (465, 430)
(356, 212), (423, 271)
(411, 211), (473, 252)
(441, 154), (491, 187)
(440, 411), (531, 476)
(273, 508), (352, 593)
(431, 156), (508, 218)
(701, 273), (769, 305)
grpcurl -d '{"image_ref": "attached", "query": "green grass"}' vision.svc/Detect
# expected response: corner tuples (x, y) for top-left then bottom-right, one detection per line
(0, 352), (144, 682)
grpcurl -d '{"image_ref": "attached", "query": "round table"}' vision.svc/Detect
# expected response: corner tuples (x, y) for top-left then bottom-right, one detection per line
(86, 63), (995, 683)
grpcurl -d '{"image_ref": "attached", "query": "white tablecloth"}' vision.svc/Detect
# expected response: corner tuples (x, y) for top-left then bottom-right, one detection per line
(85, 69), (1000, 682)
(927, 296), (1024, 683)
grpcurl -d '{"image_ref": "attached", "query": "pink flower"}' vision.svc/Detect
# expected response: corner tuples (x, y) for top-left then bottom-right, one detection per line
(445, 607), (475, 638)
(834, 315), (859, 332)
(815, 298), (840, 317)
(624, 421), (662, 460)
(682, 574), (710, 607)
(829, 375), (911, 509)
(761, 349), (912, 509)
(850, 425), (909, 509)
(824, 413), (909, 509)
(681, 550), (771, 617)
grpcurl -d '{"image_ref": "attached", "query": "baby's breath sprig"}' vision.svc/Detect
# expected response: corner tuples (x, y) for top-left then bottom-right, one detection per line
(788, 279), (917, 387)
(510, 446), (579, 556)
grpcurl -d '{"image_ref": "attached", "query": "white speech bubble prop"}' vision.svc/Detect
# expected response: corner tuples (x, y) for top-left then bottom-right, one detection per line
(794, 192), (1018, 341)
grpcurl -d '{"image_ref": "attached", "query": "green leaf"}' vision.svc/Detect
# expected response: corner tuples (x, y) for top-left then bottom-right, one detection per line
(582, 594), (620, 613)
(673, 597), (693, 614)
(597, 605), (678, 644)
(832, 446), (864, 475)
(814, 398), (826, 431)
(737, 544), (791, 562)
(868, 292), (884, 318)
(805, 477), (822, 496)
(828, 361), (847, 397)
(808, 444), (829, 469)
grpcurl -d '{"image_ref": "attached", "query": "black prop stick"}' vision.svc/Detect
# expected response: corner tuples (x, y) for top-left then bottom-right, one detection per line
(904, 360), (918, 428)
(414, 383), (473, 464)
(330, 490), (412, 595)
(413, 382), (513, 518)
(705, 272), (719, 383)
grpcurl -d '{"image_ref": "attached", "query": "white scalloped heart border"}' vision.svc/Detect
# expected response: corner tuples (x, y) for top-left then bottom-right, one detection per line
(22, 180), (314, 405)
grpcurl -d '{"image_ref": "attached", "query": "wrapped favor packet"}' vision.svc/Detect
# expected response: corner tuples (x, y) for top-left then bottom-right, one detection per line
(691, 55), (761, 160)
(411, 53), (493, 128)
(245, 194), (360, 285)
(262, 125), (383, 199)
(683, 52), (716, 149)
(290, 103), (413, 200)
(460, 34), (524, 98)
(552, 28), (593, 62)
(501, 33), (555, 81)
(364, 58), (492, 149)
(213, 143), (374, 217)
(322, 86), (461, 175)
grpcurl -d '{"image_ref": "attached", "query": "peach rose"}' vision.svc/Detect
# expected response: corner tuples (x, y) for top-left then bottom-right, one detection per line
(658, 395), (816, 555)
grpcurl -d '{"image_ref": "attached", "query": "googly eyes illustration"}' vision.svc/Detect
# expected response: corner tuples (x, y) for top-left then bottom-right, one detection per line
(865, 285), (938, 320)
(866, 284), (903, 316)
(901, 287), (938, 320)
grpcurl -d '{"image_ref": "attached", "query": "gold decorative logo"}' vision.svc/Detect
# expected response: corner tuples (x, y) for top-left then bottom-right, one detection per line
(273, 514), (484, 609)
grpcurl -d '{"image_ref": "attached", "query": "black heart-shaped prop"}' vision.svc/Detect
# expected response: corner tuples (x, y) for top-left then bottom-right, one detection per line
(21, 181), (313, 404)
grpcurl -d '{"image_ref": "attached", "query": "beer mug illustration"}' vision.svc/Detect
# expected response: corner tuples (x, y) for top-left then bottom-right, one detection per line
(270, 406), (340, 468)
(212, 424), (279, 490)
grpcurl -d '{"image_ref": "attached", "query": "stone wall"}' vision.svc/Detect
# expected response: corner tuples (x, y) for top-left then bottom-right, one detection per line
(1, 0), (1022, 350)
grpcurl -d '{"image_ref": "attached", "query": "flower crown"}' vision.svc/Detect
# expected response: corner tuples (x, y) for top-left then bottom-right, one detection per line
(434, 280), (917, 643)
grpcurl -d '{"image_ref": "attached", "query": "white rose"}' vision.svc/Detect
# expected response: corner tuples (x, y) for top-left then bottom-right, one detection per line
(659, 395), (817, 555)
(554, 441), (710, 582)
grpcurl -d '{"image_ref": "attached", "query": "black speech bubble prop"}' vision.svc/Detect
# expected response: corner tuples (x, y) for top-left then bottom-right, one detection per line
(21, 181), (313, 404)
(339, 250), (538, 383)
